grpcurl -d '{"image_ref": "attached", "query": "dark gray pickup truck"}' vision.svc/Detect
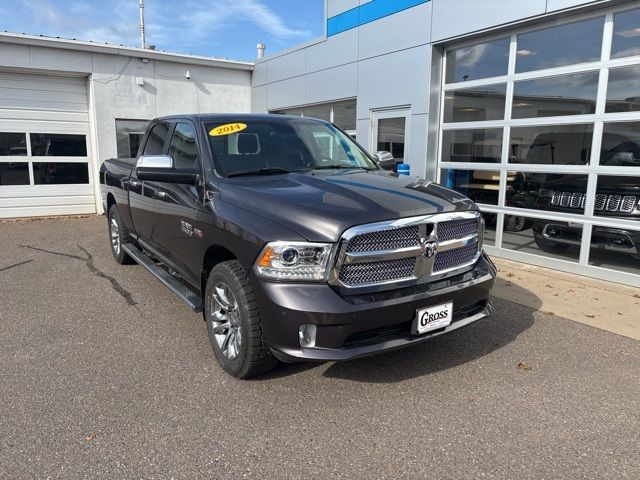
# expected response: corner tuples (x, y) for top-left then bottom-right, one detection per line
(100, 114), (496, 378)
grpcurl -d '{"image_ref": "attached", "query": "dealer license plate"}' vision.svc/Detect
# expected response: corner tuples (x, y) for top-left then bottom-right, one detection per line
(414, 302), (453, 335)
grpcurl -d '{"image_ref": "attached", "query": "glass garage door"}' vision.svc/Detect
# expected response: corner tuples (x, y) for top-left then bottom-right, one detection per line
(439, 6), (640, 286)
(0, 72), (93, 218)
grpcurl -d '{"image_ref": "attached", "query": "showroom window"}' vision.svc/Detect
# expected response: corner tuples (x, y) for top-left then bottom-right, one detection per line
(273, 99), (357, 137)
(439, 6), (640, 286)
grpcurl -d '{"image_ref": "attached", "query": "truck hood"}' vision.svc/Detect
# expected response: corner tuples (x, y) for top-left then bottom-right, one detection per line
(219, 170), (476, 242)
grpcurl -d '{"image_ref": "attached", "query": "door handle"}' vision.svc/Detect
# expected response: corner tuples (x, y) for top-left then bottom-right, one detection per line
(154, 191), (168, 200)
(130, 180), (141, 188)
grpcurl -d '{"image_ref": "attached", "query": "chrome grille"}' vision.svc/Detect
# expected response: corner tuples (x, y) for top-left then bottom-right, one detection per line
(331, 212), (482, 291)
(621, 196), (637, 213)
(551, 191), (637, 214)
(338, 257), (416, 285)
(433, 243), (479, 273)
(437, 218), (479, 242)
(345, 225), (420, 253)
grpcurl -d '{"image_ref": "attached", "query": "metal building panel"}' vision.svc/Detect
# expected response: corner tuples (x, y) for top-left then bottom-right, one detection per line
(305, 63), (357, 105)
(358, 2), (431, 60)
(356, 45), (430, 119)
(328, 0), (360, 18)
(306, 28), (359, 73)
(267, 49), (306, 83)
(547, 0), (604, 12)
(431, 0), (546, 41)
(267, 76), (306, 110)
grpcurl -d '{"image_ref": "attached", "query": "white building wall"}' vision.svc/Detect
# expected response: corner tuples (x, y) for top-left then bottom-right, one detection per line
(0, 34), (252, 216)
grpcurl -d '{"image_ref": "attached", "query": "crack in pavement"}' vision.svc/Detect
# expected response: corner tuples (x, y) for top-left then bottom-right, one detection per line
(18, 244), (138, 308)
(0, 260), (34, 273)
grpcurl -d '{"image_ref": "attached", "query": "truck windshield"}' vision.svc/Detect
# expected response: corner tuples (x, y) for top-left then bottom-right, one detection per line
(205, 118), (377, 177)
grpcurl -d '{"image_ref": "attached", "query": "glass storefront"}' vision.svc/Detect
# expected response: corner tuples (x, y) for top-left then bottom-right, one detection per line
(440, 6), (640, 284)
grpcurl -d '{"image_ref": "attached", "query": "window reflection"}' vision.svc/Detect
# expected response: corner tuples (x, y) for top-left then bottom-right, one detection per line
(32, 162), (89, 184)
(445, 37), (510, 83)
(509, 173), (589, 214)
(30, 134), (87, 156)
(440, 169), (500, 205)
(512, 72), (598, 119)
(612, 8), (640, 59)
(443, 84), (506, 122)
(594, 175), (640, 218)
(0, 133), (27, 156)
(0, 162), (30, 185)
(441, 129), (502, 163)
(509, 125), (593, 165)
(377, 118), (406, 161)
(503, 214), (582, 262)
(589, 225), (640, 274)
(483, 212), (497, 246)
(600, 122), (640, 166)
(516, 17), (604, 72)
(605, 64), (640, 113)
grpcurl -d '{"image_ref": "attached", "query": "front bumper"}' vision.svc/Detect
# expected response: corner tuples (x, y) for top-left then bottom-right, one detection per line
(250, 252), (497, 361)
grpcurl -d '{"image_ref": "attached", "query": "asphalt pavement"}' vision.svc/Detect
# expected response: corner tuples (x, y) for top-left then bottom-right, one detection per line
(0, 215), (639, 479)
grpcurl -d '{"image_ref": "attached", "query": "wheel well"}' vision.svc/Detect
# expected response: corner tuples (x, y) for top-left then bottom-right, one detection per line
(106, 193), (116, 213)
(201, 245), (237, 295)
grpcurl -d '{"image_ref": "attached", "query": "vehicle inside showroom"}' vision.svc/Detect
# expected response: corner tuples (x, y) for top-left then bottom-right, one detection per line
(253, 0), (640, 287)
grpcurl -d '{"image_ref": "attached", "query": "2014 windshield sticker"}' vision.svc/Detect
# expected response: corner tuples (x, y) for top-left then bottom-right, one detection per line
(209, 123), (247, 136)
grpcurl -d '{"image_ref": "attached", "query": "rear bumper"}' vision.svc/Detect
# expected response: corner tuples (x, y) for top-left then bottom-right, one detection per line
(250, 252), (497, 361)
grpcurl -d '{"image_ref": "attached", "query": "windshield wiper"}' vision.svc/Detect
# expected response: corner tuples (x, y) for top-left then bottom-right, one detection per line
(227, 167), (292, 178)
(311, 164), (368, 170)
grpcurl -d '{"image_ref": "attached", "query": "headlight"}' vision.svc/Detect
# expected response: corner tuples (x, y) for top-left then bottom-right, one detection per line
(255, 242), (333, 281)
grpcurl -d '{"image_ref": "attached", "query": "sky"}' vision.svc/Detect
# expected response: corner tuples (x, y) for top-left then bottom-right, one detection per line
(0, 0), (325, 61)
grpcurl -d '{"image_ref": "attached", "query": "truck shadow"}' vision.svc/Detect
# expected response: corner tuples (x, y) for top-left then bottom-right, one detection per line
(319, 293), (536, 383)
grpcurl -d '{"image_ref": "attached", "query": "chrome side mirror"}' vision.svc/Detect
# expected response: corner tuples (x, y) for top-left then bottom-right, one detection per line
(136, 154), (174, 169)
(136, 154), (200, 184)
(373, 151), (397, 171)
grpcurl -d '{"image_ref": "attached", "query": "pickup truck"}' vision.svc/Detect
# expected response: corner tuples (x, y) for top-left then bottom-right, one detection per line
(100, 114), (496, 378)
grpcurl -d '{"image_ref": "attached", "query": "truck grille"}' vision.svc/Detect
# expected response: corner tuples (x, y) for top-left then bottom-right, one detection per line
(437, 218), (478, 242)
(433, 243), (479, 272)
(331, 212), (482, 291)
(345, 225), (420, 253)
(338, 257), (417, 285)
(551, 191), (637, 213)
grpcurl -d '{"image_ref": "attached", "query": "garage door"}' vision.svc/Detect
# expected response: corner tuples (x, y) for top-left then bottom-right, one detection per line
(0, 71), (94, 218)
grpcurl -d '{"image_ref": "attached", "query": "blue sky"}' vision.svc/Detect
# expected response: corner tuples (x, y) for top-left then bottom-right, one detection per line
(0, 0), (325, 61)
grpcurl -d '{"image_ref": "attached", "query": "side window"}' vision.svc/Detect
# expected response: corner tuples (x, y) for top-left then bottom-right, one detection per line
(143, 123), (170, 156)
(168, 123), (199, 169)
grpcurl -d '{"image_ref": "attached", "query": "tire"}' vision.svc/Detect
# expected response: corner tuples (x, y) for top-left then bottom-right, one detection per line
(533, 235), (570, 254)
(205, 260), (278, 379)
(505, 215), (526, 232)
(108, 205), (135, 265)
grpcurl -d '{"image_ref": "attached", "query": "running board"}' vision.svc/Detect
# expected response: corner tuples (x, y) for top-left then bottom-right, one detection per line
(122, 243), (203, 313)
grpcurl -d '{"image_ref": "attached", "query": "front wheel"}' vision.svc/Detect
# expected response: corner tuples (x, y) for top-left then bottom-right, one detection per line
(205, 260), (278, 379)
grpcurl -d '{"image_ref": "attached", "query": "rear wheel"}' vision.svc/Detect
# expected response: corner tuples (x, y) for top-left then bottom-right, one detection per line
(108, 205), (134, 265)
(205, 260), (278, 379)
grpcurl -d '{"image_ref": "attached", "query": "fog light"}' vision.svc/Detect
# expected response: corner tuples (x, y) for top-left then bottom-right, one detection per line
(299, 324), (317, 348)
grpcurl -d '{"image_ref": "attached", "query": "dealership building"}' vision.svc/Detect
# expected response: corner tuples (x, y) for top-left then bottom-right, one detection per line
(1, 0), (640, 286)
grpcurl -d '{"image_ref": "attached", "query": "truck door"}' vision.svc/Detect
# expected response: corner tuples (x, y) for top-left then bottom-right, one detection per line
(129, 121), (171, 248)
(150, 121), (201, 283)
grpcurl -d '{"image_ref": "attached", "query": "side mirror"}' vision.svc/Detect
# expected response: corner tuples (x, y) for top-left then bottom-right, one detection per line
(136, 155), (200, 184)
(373, 151), (399, 171)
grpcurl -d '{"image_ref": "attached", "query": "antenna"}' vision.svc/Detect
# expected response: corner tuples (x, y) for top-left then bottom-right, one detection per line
(139, 0), (146, 49)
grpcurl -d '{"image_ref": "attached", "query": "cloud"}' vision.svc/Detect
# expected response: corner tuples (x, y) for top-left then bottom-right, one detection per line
(14, 0), (310, 47)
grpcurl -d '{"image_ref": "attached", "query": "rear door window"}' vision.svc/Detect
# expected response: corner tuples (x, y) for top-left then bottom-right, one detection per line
(143, 123), (170, 156)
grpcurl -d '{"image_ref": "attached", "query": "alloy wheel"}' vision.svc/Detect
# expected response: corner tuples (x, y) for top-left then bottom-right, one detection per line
(209, 283), (242, 360)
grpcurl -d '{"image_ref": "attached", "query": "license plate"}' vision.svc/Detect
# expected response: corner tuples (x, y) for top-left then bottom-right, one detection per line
(413, 302), (453, 335)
